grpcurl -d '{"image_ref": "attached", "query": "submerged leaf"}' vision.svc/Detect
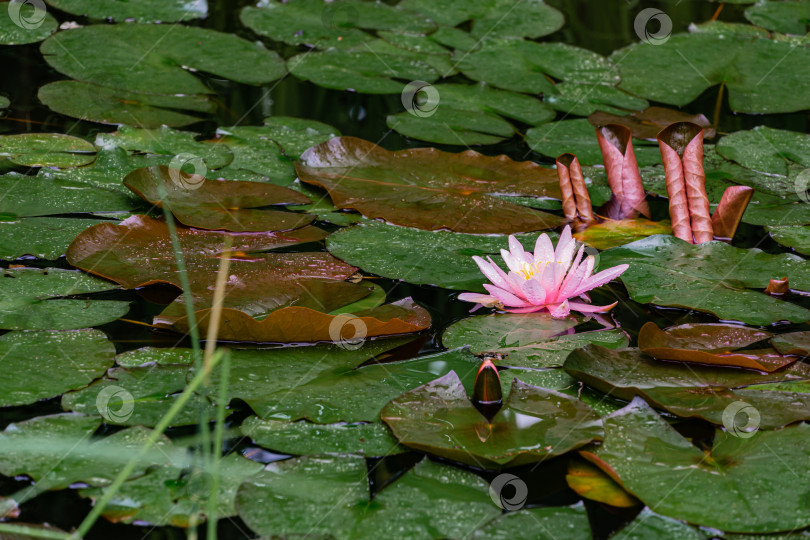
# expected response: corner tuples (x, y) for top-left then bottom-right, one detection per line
(573, 218), (671, 250)
(297, 136), (564, 233)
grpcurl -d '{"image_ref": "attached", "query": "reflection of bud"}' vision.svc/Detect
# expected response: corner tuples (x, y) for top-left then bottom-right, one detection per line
(168, 153), (207, 191)
(95, 385), (135, 423)
(472, 358), (502, 422)
(8, 0), (47, 30)
(634, 8), (672, 45)
(489, 473), (528, 511)
(401, 81), (440, 118)
(722, 401), (760, 438)
(328, 314), (367, 351)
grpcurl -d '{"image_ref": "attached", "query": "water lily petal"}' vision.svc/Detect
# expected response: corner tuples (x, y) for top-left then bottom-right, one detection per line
(458, 292), (499, 307)
(484, 283), (531, 307)
(567, 300), (619, 313)
(571, 264), (629, 297)
(504, 305), (546, 313)
(509, 235), (533, 266)
(472, 256), (510, 291)
(500, 248), (521, 273)
(554, 225), (573, 262)
(560, 254), (595, 300)
(533, 232), (555, 264)
(521, 278), (547, 305)
(549, 300), (571, 318)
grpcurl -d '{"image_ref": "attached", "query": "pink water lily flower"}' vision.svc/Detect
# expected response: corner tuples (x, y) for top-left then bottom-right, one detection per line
(458, 226), (629, 318)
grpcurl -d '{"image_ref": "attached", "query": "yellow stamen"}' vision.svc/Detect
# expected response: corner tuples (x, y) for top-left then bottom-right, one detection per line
(517, 260), (563, 280)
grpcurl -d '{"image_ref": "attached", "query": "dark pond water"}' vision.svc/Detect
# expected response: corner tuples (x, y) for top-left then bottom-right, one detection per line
(2, 0), (810, 538)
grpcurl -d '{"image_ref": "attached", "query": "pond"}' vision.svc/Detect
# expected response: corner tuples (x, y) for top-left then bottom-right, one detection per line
(1, 0), (810, 538)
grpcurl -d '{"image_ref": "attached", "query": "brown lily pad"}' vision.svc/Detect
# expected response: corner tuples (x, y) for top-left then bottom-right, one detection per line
(155, 297), (431, 343)
(638, 322), (792, 372)
(296, 136), (564, 234)
(124, 165), (313, 232)
(66, 215), (333, 290)
(589, 107), (715, 140)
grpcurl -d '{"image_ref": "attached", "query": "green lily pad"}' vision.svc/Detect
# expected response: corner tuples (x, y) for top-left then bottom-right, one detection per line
(382, 372), (603, 469)
(0, 0), (57, 45)
(0, 217), (111, 260)
(468, 0), (564, 39)
(745, 1), (810, 34)
(115, 346), (196, 368)
(457, 39), (618, 94)
(209, 345), (482, 423)
(38, 80), (213, 128)
(36, 146), (163, 196)
(716, 126), (810, 189)
(96, 126), (233, 170)
(240, 0), (435, 49)
(0, 174), (137, 217)
(297, 137), (564, 233)
(41, 24), (286, 95)
(594, 397), (810, 533)
(62, 365), (215, 427)
(611, 507), (706, 540)
(599, 234), (810, 325)
(0, 267), (127, 330)
(398, 0), (494, 26)
(0, 133), (96, 168)
(217, 117), (339, 162)
(546, 83), (649, 117)
(472, 504), (592, 539)
(417, 82), (556, 125)
(80, 451), (262, 527)
(326, 221), (553, 291)
(442, 313), (628, 368)
(387, 82), (555, 146)
(241, 417), (404, 457)
(526, 119), (662, 166)
(387, 107), (516, 146)
(767, 225), (810, 255)
(288, 49), (440, 94)
(0, 414), (174, 491)
(44, 0), (207, 22)
(614, 31), (810, 114)
(0, 329), (115, 407)
(565, 344), (810, 428)
(236, 455), (500, 539)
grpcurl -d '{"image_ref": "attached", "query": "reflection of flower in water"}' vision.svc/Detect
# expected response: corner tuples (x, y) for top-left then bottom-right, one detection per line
(458, 226), (628, 318)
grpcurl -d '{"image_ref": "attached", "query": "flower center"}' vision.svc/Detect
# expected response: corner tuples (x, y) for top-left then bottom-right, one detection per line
(517, 260), (562, 280)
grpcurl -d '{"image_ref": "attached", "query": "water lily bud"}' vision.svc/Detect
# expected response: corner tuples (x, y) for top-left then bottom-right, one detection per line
(472, 358), (503, 421)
